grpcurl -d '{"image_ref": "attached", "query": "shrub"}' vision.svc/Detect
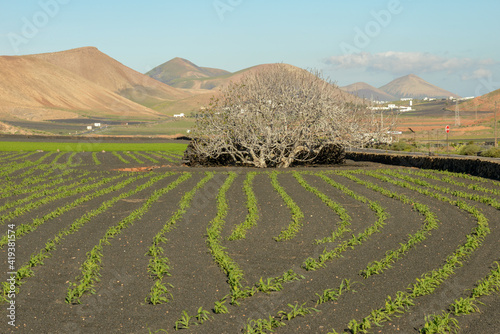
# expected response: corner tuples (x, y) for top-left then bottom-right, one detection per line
(390, 141), (414, 152)
(480, 146), (500, 158)
(458, 144), (481, 156)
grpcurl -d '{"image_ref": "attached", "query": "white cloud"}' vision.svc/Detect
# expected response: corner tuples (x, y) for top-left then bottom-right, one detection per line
(324, 51), (498, 77)
(461, 68), (492, 80)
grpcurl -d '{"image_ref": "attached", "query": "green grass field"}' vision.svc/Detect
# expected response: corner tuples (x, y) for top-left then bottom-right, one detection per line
(0, 141), (188, 153)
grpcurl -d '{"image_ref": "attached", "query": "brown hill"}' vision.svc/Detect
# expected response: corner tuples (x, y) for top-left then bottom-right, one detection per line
(0, 55), (162, 121)
(150, 61), (360, 96)
(379, 74), (459, 99)
(341, 82), (396, 101)
(152, 63), (364, 115)
(146, 57), (231, 88)
(147, 58), (301, 91)
(188, 63), (362, 103)
(460, 88), (500, 112)
(29, 47), (189, 106)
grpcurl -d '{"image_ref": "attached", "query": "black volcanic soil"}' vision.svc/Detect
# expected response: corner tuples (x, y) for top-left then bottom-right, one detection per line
(0, 152), (498, 334)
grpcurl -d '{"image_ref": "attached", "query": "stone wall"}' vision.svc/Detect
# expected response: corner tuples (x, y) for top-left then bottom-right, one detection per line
(346, 151), (500, 181)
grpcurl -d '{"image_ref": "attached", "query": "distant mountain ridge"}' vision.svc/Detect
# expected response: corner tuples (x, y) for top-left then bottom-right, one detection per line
(0, 47), (465, 132)
(147, 57), (231, 89)
(148, 62), (365, 117)
(341, 74), (459, 101)
(341, 82), (395, 101)
(147, 59), (304, 92)
(152, 59), (460, 101)
(379, 74), (459, 99)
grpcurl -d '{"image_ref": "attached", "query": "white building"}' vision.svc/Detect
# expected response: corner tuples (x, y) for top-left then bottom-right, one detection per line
(173, 113), (185, 118)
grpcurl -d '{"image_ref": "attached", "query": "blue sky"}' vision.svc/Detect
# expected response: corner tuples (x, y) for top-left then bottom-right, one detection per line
(1, 0), (499, 97)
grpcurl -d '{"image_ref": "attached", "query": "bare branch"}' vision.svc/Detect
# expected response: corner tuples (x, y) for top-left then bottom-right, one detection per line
(189, 64), (394, 167)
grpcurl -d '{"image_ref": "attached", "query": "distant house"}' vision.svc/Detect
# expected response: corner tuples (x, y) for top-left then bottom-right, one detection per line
(94, 123), (101, 127)
(173, 113), (185, 118)
(86, 126), (92, 130)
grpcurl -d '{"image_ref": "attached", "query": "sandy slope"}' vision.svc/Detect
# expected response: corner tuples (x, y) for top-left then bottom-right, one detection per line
(0, 55), (163, 121)
(29, 47), (189, 102)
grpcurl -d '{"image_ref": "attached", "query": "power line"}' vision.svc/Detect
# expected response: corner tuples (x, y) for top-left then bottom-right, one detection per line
(495, 101), (498, 147)
(455, 100), (460, 126)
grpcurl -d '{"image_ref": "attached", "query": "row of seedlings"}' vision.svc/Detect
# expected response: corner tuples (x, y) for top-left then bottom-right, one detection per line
(0, 173), (128, 243)
(242, 169), (493, 333)
(419, 261), (500, 333)
(204, 172), (254, 306)
(0, 171), (95, 223)
(0, 171), (158, 303)
(403, 169), (500, 197)
(214, 171), (380, 332)
(241, 169), (427, 332)
(227, 172), (259, 240)
(269, 171), (304, 241)
(65, 172), (191, 304)
(145, 172), (215, 304)
(338, 169), (491, 333)
(293, 172), (352, 244)
(0, 167), (78, 200)
(243, 278), (357, 333)
(302, 172), (388, 271)
(332, 170), (441, 278)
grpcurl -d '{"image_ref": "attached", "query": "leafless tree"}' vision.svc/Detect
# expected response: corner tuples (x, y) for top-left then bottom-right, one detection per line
(190, 64), (396, 168)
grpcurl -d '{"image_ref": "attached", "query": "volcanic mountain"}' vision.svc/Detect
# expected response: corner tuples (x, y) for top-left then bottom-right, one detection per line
(29, 47), (189, 105)
(459, 88), (500, 112)
(147, 57), (231, 89)
(145, 58), (306, 92)
(0, 48), (365, 129)
(150, 62), (366, 115)
(341, 82), (396, 101)
(379, 74), (459, 99)
(0, 55), (161, 121)
(147, 59), (365, 105)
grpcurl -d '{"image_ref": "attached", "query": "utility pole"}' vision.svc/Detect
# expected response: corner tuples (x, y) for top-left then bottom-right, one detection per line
(455, 100), (460, 126)
(381, 109), (384, 131)
(446, 131), (449, 150)
(428, 131), (431, 154)
(495, 101), (498, 147)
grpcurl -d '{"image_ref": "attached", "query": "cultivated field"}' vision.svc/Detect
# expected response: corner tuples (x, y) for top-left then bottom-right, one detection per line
(0, 151), (499, 333)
